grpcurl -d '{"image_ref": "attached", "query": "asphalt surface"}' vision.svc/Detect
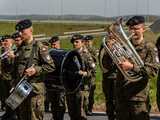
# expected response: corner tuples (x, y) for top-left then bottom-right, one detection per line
(0, 111), (160, 120)
(44, 112), (107, 120)
(45, 112), (160, 120)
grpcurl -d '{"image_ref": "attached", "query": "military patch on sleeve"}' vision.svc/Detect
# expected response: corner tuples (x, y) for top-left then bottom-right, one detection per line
(39, 44), (53, 63)
(154, 47), (158, 52)
(154, 47), (159, 63)
(46, 55), (51, 61)
(41, 46), (47, 52)
(156, 56), (159, 63)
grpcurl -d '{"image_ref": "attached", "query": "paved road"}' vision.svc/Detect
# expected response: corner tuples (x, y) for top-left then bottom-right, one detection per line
(44, 112), (160, 120)
(1, 111), (160, 120)
(45, 112), (107, 120)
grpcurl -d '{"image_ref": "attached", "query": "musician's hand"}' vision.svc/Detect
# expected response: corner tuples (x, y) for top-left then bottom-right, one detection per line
(119, 60), (134, 71)
(10, 87), (14, 93)
(7, 50), (15, 59)
(25, 66), (36, 76)
(78, 70), (87, 77)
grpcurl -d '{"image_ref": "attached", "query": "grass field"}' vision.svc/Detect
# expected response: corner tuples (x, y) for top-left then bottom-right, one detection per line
(0, 21), (159, 112)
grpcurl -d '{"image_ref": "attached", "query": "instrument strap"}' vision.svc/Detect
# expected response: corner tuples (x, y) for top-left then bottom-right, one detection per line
(21, 40), (37, 78)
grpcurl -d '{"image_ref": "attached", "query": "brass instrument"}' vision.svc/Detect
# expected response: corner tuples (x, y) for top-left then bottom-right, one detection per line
(0, 47), (15, 60)
(0, 50), (10, 59)
(102, 20), (144, 81)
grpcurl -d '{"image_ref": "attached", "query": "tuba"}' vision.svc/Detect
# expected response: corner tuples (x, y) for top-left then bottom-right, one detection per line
(102, 19), (145, 81)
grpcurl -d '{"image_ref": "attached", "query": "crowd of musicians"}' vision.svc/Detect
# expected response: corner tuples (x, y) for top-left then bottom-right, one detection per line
(0, 15), (160, 120)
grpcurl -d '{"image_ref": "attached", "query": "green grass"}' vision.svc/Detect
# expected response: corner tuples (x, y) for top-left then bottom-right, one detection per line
(149, 76), (158, 111)
(0, 21), (105, 36)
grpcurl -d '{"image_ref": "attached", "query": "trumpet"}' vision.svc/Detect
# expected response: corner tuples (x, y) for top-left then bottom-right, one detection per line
(0, 49), (10, 59)
(0, 47), (15, 60)
(102, 20), (145, 81)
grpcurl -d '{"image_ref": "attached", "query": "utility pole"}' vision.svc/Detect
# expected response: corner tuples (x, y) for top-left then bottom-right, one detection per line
(60, 0), (63, 20)
(147, 0), (150, 22)
(15, 0), (18, 20)
(118, 0), (120, 17)
(104, 0), (107, 17)
(135, 0), (138, 15)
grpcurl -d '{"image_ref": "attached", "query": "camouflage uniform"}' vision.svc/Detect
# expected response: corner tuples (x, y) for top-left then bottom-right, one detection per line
(155, 36), (160, 111)
(66, 46), (94, 120)
(0, 47), (14, 119)
(12, 40), (55, 120)
(115, 40), (158, 120)
(86, 45), (97, 114)
(44, 48), (66, 120)
(99, 46), (117, 120)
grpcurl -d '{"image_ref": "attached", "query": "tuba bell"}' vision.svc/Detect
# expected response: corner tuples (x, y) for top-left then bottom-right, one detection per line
(102, 19), (145, 81)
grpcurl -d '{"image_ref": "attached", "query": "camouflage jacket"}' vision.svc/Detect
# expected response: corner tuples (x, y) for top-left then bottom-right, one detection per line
(99, 45), (117, 79)
(87, 45), (97, 77)
(116, 40), (159, 101)
(12, 39), (56, 94)
(87, 45), (97, 63)
(78, 46), (96, 89)
(0, 47), (14, 81)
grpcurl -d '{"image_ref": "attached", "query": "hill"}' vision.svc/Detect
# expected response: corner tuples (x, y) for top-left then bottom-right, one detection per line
(0, 14), (159, 22)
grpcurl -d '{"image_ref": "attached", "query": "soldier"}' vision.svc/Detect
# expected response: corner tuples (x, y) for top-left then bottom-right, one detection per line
(0, 35), (12, 111)
(49, 35), (61, 49)
(44, 35), (66, 120)
(83, 35), (97, 115)
(155, 36), (160, 111)
(0, 35), (14, 108)
(0, 35), (17, 119)
(99, 44), (117, 120)
(12, 32), (23, 47)
(115, 16), (158, 120)
(65, 34), (94, 120)
(9, 19), (55, 120)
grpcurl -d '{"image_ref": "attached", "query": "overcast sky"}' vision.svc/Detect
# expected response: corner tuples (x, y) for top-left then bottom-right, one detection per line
(0, 0), (159, 17)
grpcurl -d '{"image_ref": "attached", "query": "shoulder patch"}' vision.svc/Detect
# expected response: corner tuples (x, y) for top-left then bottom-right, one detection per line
(145, 42), (155, 49)
(42, 46), (47, 51)
(40, 45), (48, 52)
(46, 55), (52, 61)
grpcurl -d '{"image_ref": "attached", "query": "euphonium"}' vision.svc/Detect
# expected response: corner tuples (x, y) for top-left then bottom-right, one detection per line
(102, 20), (144, 81)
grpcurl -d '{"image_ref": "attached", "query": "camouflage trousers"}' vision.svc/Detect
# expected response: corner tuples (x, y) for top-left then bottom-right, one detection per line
(88, 77), (96, 112)
(45, 89), (66, 120)
(81, 90), (89, 118)
(102, 78), (116, 120)
(0, 80), (11, 110)
(157, 72), (160, 111)
(66, 89), (89, 120)
(16, 93), (45, 120)
(116, 101), (150, 120)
